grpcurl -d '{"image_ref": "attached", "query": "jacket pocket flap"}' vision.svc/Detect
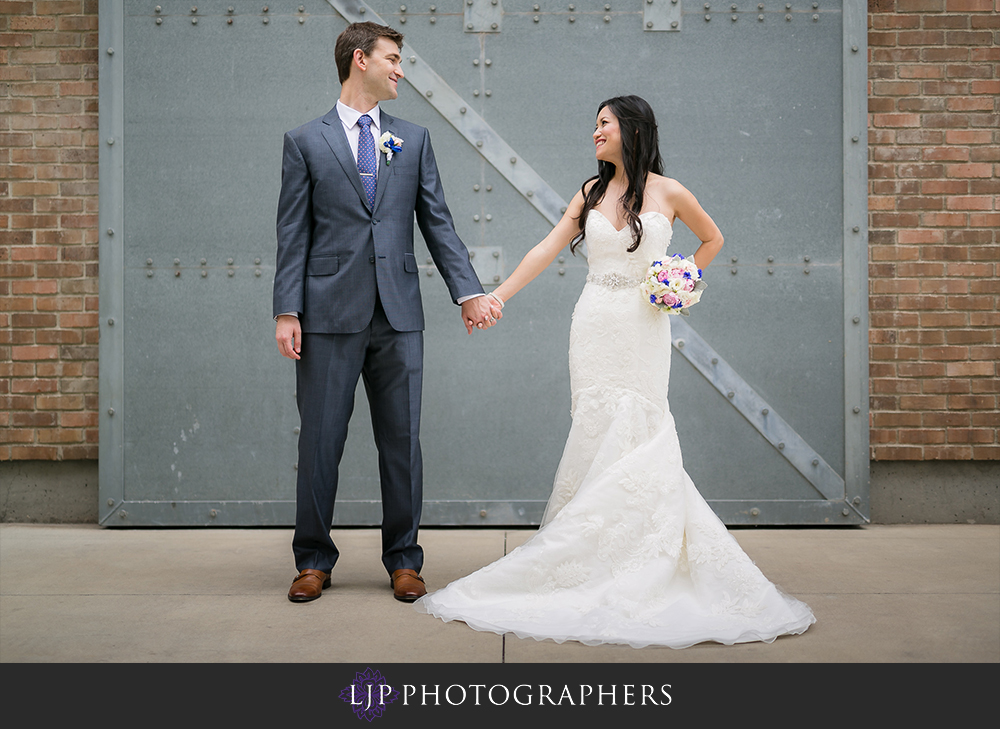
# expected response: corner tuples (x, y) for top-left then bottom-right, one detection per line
(404, 253), (418, 273)
(306, 255), (339, 276)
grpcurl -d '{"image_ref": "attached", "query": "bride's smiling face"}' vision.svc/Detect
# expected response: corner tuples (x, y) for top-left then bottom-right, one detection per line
(593, 107), (622, 163)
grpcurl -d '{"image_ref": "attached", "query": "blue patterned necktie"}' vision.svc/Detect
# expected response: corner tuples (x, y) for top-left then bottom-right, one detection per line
(357, 114), (377, 209)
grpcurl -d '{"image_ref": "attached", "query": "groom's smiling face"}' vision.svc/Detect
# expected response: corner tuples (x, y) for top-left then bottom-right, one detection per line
(361, 38), (404, 102)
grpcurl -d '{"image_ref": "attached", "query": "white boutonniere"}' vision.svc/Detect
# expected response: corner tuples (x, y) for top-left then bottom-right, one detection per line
(378, 132), (403, 164)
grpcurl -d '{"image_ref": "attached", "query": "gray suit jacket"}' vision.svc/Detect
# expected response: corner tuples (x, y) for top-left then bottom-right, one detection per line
(273, 107), (483, 333)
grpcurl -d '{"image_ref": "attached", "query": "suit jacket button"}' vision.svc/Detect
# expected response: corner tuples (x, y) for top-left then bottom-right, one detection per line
(369, 256), (376, 264)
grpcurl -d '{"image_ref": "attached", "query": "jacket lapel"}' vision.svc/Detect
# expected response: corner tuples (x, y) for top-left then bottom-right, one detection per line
(372, 112), (396, 214)
(320, 107), (370, 211)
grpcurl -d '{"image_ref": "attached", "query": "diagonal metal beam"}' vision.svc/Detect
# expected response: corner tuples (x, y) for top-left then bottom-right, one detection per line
(671, 319), (844, 500)
(325, 0), (844, 501)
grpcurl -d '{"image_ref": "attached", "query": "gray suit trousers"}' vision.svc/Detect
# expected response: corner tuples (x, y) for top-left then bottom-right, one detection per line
(292, 294), (424, 575)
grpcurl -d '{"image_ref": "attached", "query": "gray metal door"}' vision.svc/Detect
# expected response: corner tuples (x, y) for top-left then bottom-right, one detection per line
(98, 0), (869, 526)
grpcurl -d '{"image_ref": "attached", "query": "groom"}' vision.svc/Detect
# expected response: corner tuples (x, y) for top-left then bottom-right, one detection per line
(273, 22), (500, 603)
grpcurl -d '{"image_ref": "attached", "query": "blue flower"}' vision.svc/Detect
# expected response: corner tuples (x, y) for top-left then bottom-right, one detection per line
(378, 132), (404, 164)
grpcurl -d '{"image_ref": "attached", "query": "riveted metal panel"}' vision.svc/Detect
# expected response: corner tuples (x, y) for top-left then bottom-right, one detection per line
(465, 0), (504, 32)
(98, 0), (125, 523)
(99, 0), (868, 526)
(644, 0), (682, 31)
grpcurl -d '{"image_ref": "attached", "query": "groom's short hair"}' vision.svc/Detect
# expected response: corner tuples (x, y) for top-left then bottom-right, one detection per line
(335, 22), (404, 84)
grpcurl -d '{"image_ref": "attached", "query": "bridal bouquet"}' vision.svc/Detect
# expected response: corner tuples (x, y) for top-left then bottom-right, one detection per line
(641, 254), (706, 316)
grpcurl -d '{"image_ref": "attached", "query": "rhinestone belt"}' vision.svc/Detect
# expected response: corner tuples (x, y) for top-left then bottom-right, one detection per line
(586, 272), (644, 290)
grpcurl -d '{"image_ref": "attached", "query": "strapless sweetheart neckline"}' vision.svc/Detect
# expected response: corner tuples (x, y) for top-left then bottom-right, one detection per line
(590, 209), (673, 234)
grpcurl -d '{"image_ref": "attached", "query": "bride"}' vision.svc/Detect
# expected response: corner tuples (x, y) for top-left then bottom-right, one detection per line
(415, 96), (815, 648)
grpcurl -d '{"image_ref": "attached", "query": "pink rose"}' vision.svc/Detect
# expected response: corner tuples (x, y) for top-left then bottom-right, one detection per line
(656, 270), (669, 283)
(662, 292), (681, 307)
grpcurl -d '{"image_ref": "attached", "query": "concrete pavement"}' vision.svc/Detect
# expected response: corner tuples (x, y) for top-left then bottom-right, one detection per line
(1, 524), (997, 662)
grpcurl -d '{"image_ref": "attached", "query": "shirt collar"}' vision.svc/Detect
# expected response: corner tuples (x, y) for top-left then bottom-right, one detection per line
(336, 100), (381, 134)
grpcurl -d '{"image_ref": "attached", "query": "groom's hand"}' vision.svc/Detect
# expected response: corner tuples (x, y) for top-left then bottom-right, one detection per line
(275, 314), (302, 360)
(461, 296), (502, 335)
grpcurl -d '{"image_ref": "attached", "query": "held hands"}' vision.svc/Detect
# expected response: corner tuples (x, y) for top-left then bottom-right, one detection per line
(275, 314), (302, 360)
(278, 295), (502, 356)
(461, 293), (504, 335)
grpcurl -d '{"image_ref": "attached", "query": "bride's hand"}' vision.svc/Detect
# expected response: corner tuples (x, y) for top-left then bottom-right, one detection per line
(461, 296), (502, 334)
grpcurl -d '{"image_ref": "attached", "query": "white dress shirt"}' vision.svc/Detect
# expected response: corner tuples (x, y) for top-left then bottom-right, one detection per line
(336, 100), (381, 174)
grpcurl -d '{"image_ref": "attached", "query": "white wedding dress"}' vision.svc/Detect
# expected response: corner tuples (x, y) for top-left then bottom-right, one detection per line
(414, 210), (816, 648)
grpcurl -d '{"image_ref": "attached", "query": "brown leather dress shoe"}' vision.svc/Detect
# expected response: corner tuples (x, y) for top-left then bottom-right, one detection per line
(288, 569), (331, 602)
(391, 569), (426, 602)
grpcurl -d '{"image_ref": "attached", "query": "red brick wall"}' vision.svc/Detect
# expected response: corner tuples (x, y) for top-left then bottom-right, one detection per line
(867, 0), (999, 460)
(1, 2), (997, 463)
(1, 1), (99, 460)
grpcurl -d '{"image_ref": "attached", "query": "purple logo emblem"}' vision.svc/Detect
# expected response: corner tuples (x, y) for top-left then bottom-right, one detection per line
(339, 667), (400, 722)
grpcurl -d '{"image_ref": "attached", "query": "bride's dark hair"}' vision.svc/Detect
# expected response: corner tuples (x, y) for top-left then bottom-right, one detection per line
(570, 95), (664, 255)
